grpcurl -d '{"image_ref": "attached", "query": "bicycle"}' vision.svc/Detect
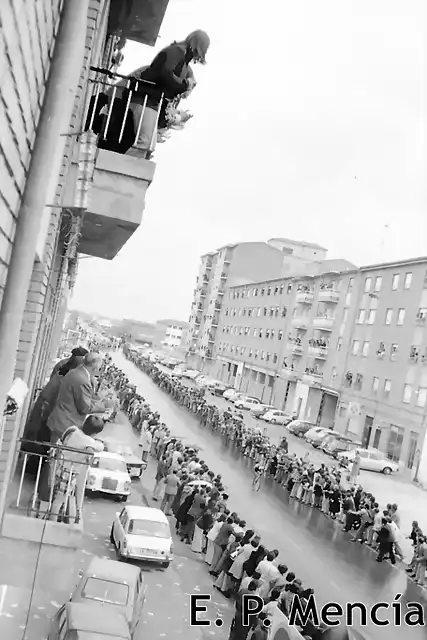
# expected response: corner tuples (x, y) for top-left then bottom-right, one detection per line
(252, 473), (262, 492)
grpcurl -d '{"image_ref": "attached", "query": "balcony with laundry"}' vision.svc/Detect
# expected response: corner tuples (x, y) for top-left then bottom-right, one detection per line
(318, 280), (340, 304)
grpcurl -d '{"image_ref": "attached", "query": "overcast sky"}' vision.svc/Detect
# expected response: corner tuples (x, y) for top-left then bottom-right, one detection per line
(71, 0), (426, 322)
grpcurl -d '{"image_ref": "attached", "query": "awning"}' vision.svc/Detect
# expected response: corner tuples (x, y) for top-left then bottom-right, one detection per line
(321, 386), (339, 396)
(107, 0), (170, 47)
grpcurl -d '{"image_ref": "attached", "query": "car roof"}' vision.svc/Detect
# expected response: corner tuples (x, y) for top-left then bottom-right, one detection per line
(123, 504), (169, 524)
(85, 557), (141, 583)
(94, 451), (125, 461)
(66, 602), (130, 635)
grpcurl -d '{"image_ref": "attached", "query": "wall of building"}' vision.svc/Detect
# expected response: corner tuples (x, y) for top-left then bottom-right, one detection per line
(0, 0), (110, 518)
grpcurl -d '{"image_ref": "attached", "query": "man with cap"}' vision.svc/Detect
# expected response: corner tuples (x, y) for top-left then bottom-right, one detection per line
(51, 347), (88, 379)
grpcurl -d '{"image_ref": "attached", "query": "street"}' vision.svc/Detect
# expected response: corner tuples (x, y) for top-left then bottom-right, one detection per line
(112, 351), (427, 640)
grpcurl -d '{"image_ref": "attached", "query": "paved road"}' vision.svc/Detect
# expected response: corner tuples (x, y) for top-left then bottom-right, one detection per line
(112, 351), (427, 640)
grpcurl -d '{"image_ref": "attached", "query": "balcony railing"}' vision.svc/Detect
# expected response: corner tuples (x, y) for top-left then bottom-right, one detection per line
(308, 345), (329, 359)
(303, 371), (323, 385)
(295, 291), (314, 304)
(85, 66), (165, 160)
(312, 315), (334, 331)
(318, 289), (340, 303)
(291, 317), (308, 330)
(220, 272), (227, 279)
(11, 440), (93, 525)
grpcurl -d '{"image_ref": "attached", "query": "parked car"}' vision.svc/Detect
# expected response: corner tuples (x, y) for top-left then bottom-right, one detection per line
(287, 420), (316, 437)
(86, 452), (132, 501)
(322, 434), (361, 457)
(234, 396), (261, 410)
(101, 439), (143, 478)
(250, 404), (276, 418)
(222, 389), (241, 402)
(48, 602), (130, 640)
(70, 557), (146, 633)
(337, 448), (400, 475)
(262, 410), (294, 425)
(111, 505), (174, 568)
(182, 369), (201, 380)
(304, 427), (341, 447)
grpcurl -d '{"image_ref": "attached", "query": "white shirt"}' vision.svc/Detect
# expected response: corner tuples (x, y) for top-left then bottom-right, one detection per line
(139, 430), (152, 451)
(256, 560), (280, 583)
(207, 520), (223, 542)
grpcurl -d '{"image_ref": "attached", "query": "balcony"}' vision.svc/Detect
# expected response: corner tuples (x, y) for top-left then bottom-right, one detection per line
(217, 289), (225, 296)
(220, 272), (227, 279)
(291, 317), (308, 330)
(214, 303), (222, 311)
(281, 368), (299, 382)
(194, 317), (201, 325)
(312, 316), (334, 331)
(302, 371), (323, 386)
(3, 439), (92, 546)
(296, 291), (314, 304)
(287, 341), (303, 356)
(63, 67), (170, 260)
(308, 345), (329, 359)
(318, 289), (340, 303)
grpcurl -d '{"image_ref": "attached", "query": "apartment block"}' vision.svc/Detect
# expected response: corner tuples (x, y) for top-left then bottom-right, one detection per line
(185, 241), (288, 370)
(213, 263), (357, 429)
(336, 257), (427, 480)
(206, 252), (427, 480)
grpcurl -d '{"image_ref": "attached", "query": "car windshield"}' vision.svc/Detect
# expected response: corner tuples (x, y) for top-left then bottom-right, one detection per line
(105, 443), (133, 457)
(128, 519), (170, 538)
(92, 457), (128, 473)
(82, 577), (129, 606)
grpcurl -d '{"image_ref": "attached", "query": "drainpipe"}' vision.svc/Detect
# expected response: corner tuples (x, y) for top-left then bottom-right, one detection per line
(0, 0), (91, 432)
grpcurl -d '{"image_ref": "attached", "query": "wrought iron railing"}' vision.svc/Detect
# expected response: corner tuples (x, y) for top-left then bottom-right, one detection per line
(84, 66), (165, 158)
(13, 439), (94, 525)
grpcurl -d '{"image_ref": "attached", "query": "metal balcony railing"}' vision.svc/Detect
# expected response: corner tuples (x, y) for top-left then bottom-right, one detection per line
(12, 439), (94, 525)
(84, 66), (165, 158)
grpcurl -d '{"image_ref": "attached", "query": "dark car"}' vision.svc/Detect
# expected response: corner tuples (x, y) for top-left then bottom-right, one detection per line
(212, 383), (230, 396)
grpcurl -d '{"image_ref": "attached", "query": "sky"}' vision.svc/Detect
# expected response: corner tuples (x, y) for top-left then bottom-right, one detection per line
(70, 0), (426, 323)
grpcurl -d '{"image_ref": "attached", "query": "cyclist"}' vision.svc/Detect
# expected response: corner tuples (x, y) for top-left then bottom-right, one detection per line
(252, 462), (265, 489)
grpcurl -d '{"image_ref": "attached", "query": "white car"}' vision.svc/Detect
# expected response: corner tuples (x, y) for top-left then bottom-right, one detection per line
(262, 410), (293, 425)
(337, 448), (400, 475)
(182, 369), (201, 380)
(222, 389), (241, 402)
(234, 396), (261, 410)
(86, 451), (132, 501)
(111, 505), (174, 568)
(250, 404), (276, 418)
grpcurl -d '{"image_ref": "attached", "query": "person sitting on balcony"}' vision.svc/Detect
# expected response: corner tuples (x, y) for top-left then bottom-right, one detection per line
(47, 353), (112, 442)
(128, 30), (210, 158)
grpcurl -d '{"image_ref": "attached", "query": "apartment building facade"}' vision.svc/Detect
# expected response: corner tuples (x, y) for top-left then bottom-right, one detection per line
(185, 241), (288, 371)
(209, 254), (427, 480)
(158, 320), (189, 349)
(0, 0), (171, 523)
(213, 263), (358, 428)
(337, 258), (427, 480)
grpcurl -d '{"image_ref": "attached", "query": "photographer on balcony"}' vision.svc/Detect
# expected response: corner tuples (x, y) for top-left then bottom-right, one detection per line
(128, 29), (210, 158)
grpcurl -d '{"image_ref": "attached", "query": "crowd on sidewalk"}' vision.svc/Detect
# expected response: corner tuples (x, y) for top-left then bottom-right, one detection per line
(114, 347), (427, 589)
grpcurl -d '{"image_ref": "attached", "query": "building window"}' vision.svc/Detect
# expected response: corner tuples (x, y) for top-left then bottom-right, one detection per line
(385, 309), (393, 325)
(366, 310), (376, 325)
(268, 375), (275, 387)
(248, 308), (252, 317)
(403, 384), (412, 403)
(259, 329), (263, 338)
(281, 306), (287, 317)
(261, 351), (265, 360)
(271, 330), (275, 339)
(278, 330), (283, 340)
(372, 377), (379, 393)
(274, 286), (279, 295)
(407, 432), (419, 470)
(384, 379), (391, 397)
(267, 287), (271, 295)
(287, 283), (293, 293)
(253, 328), (257, 337)
(273, 353), (278, 363)
(270, 307), (274, 317)
(337, 338), (342, 351)
(263, 307), (268, 316)
(392, 274), (400, 290)
(374, 276), (382, 292)
(254, 350), (258, 359)
(404, 272), (412, 289)
(242, 308), (246, 316)
(364, 277), (372, 293)
(261, 288), (265, 296)
(348, 277), (354, 291)
(416, 388), (427, 407)
(390, 343), (398, 361)
(342, 308), (348, 323)
(362, 341), (370, 357)
(265, 329), (270, 339)
(259, 372), (266, 384)
(351, 340), (360, 355)
(387, 425), (404, 462)
(257, 307), (261, 317)
(356, 309), (366, 324)
(280, 284), (284, 294)
(266, 353), (270, 361)
(397, 309), (405, 326)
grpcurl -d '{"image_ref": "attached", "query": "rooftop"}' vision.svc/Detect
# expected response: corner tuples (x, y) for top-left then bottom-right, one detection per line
(268, 237), (328, 251)
(360, 255), (427, 271)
